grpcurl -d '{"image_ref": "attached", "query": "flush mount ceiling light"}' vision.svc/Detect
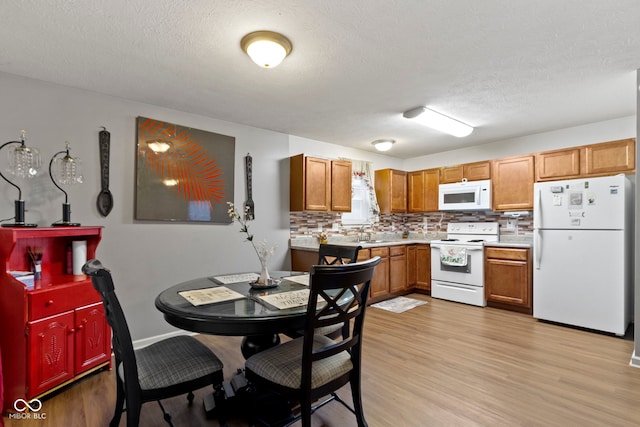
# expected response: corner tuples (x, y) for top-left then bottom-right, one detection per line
(403, 106), (474, 137)
(241, 30), (292, 68)
(372, 139), (395, 152)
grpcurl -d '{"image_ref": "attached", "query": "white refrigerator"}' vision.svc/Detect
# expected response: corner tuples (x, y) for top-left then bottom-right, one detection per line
(533, 174), (633, 336)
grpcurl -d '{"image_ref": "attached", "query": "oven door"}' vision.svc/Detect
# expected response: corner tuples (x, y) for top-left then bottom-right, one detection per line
(430, 244), (484, 286)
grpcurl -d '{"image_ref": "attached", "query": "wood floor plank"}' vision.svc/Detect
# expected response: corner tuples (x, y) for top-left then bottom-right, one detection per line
(3, 294), (639, 426)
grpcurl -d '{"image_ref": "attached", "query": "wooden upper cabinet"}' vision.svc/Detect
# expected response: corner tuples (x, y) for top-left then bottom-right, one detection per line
(535, 147), (581, 181)
(375, 169), (407, 214)
(440, 161), (491, 183)
(290, 154), (352, 212)
(492, 155), (535, 211)
(330, 159), (352, 212)
(535, 138), (635, 181)
(408, 168), (439, 213)
(583, 138), (635, 176)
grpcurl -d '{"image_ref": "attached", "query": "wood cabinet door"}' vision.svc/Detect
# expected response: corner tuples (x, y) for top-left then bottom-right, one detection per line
(369, 247), (389, 298)
(389, 246), (407, 292)
(415, 245), (431, 290)
(407, 170), (425, 213)
(535, 148), (581, 181)
(406, 245), (417, 287)
(74, 303), (111, 374)
(27, 311), (75, 397)
(484, 247), (531, 312)
(463, 161), (491, 181)
(440, 165), (463, 183)
(375, 169), (406, 214)
(423, 168), (440, 212)
(304, 157), (331, 211)
(492, 155), (535, 211)
(390, 170), (407, 213)
(485, 259), (530, 307)
(331, 160), (352, 212)
(583, 138), (635, 176)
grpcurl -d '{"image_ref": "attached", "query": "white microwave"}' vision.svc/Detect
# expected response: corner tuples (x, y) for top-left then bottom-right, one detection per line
(438, 179), (492, 211)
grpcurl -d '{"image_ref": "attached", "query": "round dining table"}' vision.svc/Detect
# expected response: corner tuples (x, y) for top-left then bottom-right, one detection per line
(155, 271), (312, 358)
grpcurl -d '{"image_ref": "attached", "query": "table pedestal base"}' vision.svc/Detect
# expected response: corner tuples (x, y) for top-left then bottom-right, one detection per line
(204, 370), (294, 426)
(241, 333), (281, 359)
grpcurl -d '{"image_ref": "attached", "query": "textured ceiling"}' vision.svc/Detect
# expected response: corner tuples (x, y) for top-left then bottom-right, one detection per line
(1, 0), (640, 159)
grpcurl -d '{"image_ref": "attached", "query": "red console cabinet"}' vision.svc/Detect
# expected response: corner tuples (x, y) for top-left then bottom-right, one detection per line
(0, 227), (111, 413)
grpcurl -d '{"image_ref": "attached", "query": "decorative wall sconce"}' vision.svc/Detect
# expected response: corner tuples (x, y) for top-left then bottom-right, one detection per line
(49, 142), (83, 226)
(0, 130), (40, 227)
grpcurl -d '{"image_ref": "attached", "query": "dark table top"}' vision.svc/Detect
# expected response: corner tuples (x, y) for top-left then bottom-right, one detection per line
(155, 271), (316, 336)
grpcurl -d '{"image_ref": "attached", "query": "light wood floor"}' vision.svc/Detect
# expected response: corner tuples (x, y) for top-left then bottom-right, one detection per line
(4, 293), (640, 426)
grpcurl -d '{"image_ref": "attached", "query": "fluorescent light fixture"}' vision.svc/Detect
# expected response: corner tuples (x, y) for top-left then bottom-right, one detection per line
(372, 139), (395, 152)
(403, 106), (473, 137)
(241, 31), (292, 68)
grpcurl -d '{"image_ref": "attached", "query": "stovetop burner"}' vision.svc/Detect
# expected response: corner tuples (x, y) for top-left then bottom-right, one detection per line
(440, 238), (459, 241)
(467, 239), (485, 243)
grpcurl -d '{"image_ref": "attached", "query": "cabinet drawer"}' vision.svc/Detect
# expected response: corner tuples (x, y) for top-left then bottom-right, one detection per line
(485, 247), (528, 261)
(29, 282), (101, 320)
(370, 247), (389, 258)
(389, 246), (406, 257)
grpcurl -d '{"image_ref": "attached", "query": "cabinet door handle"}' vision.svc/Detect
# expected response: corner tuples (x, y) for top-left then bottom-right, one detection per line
(77, 324), (84, 330)
(46, 300), (54, 306)
(68, 328), (75, 334)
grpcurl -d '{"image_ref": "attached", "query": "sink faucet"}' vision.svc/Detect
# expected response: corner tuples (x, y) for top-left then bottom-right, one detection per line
(358, 224), (370, 242)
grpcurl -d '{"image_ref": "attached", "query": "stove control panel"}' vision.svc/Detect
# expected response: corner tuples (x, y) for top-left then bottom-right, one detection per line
(447, 222), (499, 235)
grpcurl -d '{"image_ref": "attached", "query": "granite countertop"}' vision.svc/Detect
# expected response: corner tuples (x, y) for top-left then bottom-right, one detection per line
(290, 234), (533, 251)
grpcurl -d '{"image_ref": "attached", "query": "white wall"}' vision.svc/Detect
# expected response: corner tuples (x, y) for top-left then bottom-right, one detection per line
(0, 72), (293, 340)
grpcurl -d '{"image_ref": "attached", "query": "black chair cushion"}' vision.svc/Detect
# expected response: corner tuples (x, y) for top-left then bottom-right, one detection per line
(132, 335), (223, 392)
(245, 335), (352, 389)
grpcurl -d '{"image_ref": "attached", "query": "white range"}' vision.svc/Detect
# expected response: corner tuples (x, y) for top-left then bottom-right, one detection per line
(430, 222), (499, 307)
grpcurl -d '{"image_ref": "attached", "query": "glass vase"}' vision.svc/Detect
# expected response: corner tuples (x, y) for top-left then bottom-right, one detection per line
(258, 258), (271, 284)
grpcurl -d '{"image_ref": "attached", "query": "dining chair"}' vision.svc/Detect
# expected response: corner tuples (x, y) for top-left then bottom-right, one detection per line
(244, 256), (381, 427)
(317, 243), (362, 266)
(316, 243), (362, 339)
(83, 259), (226, 427)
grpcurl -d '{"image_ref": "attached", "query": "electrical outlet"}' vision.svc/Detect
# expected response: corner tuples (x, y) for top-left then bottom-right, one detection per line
(506, 219), (516, 230)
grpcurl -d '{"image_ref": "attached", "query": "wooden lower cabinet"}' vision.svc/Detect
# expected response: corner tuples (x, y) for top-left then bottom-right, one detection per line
(415, 244), (431, 291)
(484, 246), (532, 314)
(369, 247), (390, 299)
(388, 246), (407, 292)
(407, 245), (417, 287)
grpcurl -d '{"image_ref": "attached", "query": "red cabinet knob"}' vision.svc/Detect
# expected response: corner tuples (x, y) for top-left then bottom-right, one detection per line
(46, 300), (54, 306)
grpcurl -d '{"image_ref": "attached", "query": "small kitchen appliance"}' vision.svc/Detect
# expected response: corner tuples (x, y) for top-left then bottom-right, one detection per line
(430, 222), (499, 306)
(438, 179), (492, 211)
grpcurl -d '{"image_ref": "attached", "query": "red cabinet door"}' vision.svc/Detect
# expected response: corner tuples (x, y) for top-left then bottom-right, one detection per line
(27, 311), (75, 397)
(74, 302), (111, 374)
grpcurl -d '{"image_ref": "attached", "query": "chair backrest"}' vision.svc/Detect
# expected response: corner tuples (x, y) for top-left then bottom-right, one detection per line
(317, 244), (362, 266)
(302, 256), (381, 387)
(83, 259), (141, 396)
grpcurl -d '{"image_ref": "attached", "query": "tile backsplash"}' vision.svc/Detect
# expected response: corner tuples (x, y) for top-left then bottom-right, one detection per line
(290, 211), (533, 239)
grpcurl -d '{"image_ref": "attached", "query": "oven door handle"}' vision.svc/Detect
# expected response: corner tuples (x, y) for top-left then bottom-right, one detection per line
(430, 244), (483, 250)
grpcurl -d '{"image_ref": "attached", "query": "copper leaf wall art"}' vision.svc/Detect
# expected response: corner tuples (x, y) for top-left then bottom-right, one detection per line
(135, 117), (235, 223)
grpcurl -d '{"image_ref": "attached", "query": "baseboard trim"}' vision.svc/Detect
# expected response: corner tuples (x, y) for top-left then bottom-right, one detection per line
(132, 330), (196, 350)
(630, 349), (640, 368)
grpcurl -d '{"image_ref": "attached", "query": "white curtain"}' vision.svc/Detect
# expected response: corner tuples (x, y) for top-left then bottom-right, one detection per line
(346, 159), (379, 223)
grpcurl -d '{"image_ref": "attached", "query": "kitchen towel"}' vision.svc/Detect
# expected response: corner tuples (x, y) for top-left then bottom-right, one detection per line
(440, 245), (468, 266)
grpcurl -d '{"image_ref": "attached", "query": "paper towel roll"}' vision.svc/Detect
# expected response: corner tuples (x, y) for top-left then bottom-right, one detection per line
(72, 240), (87, 275)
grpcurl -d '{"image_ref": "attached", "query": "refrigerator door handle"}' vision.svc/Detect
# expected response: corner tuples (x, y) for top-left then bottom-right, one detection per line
(534, 230), (541, 270)
(533, 188), (541, 229)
